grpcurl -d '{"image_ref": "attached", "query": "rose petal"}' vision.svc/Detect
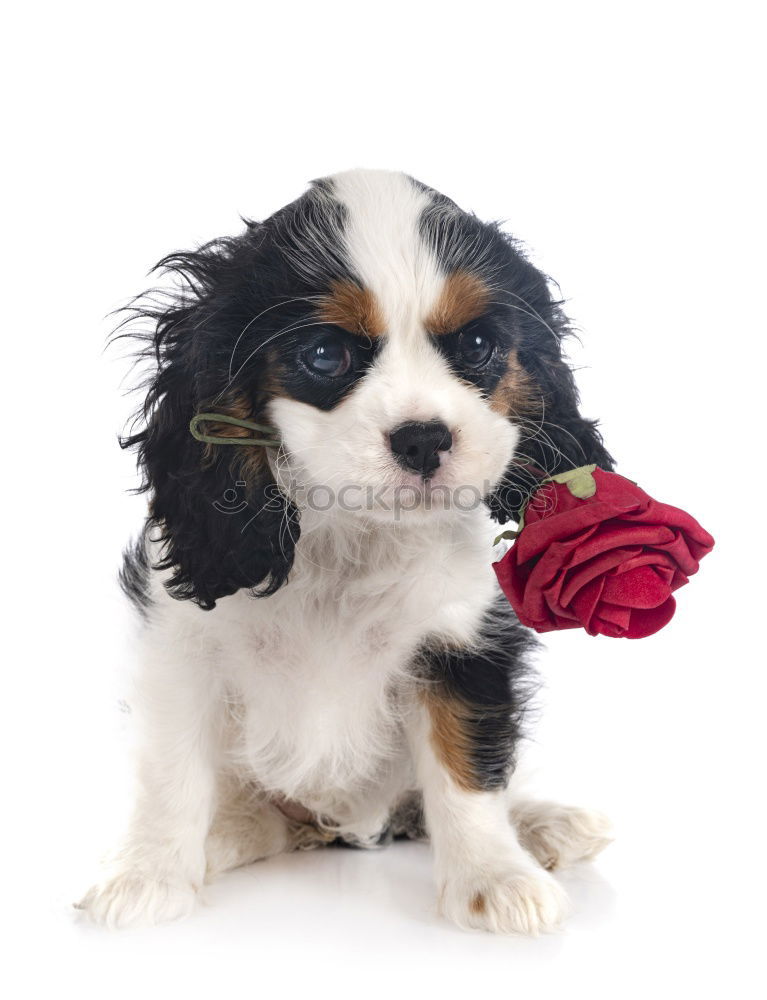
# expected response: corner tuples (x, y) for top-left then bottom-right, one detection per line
(624, 597), (677, 638)
(592, 601), (632, 636)
(557, 522), (676, 571)
(513, 505), (620, 563)
(601, 565), (673, 609)
(569, 576), (606, 634)
(514, 540), (585, 624)
(558, 546), (644, 608)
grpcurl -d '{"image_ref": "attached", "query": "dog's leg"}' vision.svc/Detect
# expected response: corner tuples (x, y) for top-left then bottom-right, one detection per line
(204, 778), (328, 878)
(410, 607), (571, 935)
(78, 632), (220, 928)
(511, 798), (613, 871)
(410, 698), (568, 934)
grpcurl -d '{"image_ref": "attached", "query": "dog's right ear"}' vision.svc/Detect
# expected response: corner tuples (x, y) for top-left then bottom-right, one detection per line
(485, 258), (615, 525)
(119, 241), (300, 611)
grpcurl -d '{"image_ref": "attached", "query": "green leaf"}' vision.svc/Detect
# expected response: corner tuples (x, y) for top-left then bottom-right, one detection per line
(493, 529), (519, 546)
(547, 464), (598, 499)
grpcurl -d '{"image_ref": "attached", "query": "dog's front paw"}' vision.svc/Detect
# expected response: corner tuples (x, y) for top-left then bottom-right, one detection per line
(76, 872), (197, 929)
(439, 864), (569, 935)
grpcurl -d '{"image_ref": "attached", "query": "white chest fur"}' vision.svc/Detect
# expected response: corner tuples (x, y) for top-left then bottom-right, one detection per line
(163, 509), (499, 821)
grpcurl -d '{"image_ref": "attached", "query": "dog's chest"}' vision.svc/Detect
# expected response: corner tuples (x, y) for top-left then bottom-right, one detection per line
(226, 587), (425, 802)
(221, 520), (496, 805)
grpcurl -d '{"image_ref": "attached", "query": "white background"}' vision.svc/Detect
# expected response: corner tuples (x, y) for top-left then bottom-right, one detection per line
(3, 2), (765, 997)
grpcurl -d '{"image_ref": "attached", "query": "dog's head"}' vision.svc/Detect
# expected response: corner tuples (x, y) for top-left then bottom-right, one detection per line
(124, 169), (612, 609)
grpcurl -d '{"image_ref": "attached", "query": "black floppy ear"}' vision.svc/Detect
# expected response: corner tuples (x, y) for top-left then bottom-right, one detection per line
(136, 391), (298, 611)
(121, 243), (299, 610)
(487, 267), (614, 524)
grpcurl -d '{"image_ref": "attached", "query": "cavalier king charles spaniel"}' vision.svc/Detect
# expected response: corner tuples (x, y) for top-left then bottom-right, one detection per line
(80, 169), (614, 933)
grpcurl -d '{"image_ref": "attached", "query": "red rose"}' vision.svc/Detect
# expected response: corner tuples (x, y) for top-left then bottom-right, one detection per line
(493, 466), (714, 639)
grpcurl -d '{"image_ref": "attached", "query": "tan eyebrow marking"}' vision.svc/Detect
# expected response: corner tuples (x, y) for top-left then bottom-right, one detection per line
(316, 280), (385, 338)
(425, 270), (492, 335)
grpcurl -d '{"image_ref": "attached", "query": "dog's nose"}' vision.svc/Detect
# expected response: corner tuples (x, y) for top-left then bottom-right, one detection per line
(389, 421), (453, 477)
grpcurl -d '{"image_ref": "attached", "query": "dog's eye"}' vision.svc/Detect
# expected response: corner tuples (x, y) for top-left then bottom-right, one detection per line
(303, 338), (352, 377)
(459, 331), (494, 369)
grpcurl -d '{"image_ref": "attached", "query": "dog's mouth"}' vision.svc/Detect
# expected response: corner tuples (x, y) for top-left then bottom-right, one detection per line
(270, 433), (490, 520)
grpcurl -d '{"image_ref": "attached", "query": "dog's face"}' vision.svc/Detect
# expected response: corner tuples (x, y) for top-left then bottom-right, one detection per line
(267, 172), (523, 519)
(126, 170), (612, 607)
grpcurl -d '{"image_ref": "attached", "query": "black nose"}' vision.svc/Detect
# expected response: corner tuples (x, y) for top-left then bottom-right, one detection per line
(389, 421), (453, 477)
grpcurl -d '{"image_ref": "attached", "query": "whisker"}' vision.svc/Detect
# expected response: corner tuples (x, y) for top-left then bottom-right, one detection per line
(227, 295), (323, 383)
(214, 318), (328, 402)
(484, 289), (563, 347)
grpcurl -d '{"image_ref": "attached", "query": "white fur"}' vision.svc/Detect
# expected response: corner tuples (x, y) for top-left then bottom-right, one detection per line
(331, 168), (444, 333)
(80, 170), (610, 931)
(408, 701), (569, 934)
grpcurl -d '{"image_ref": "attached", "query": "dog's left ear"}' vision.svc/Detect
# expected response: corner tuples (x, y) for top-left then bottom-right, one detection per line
(487, 268), (614, 524)
(136, 386), (299, 610)
(121, 240), (300, 610)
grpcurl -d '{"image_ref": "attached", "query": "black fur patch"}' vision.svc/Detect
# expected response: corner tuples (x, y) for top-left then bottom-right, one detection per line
(277, 323), (380, 410)
(419, 600), (539, 791)
(390, 791), (428, 841)
(118, 529), (152, 616)
(431, 312), (516, 395)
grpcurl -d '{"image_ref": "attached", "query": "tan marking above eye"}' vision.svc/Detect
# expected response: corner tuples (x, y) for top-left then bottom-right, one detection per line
(316, 280), (385, 338)
(425, 270), (491, 336)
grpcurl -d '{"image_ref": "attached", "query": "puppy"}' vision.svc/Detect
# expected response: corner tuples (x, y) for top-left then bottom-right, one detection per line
(80, 169), (613, 933)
